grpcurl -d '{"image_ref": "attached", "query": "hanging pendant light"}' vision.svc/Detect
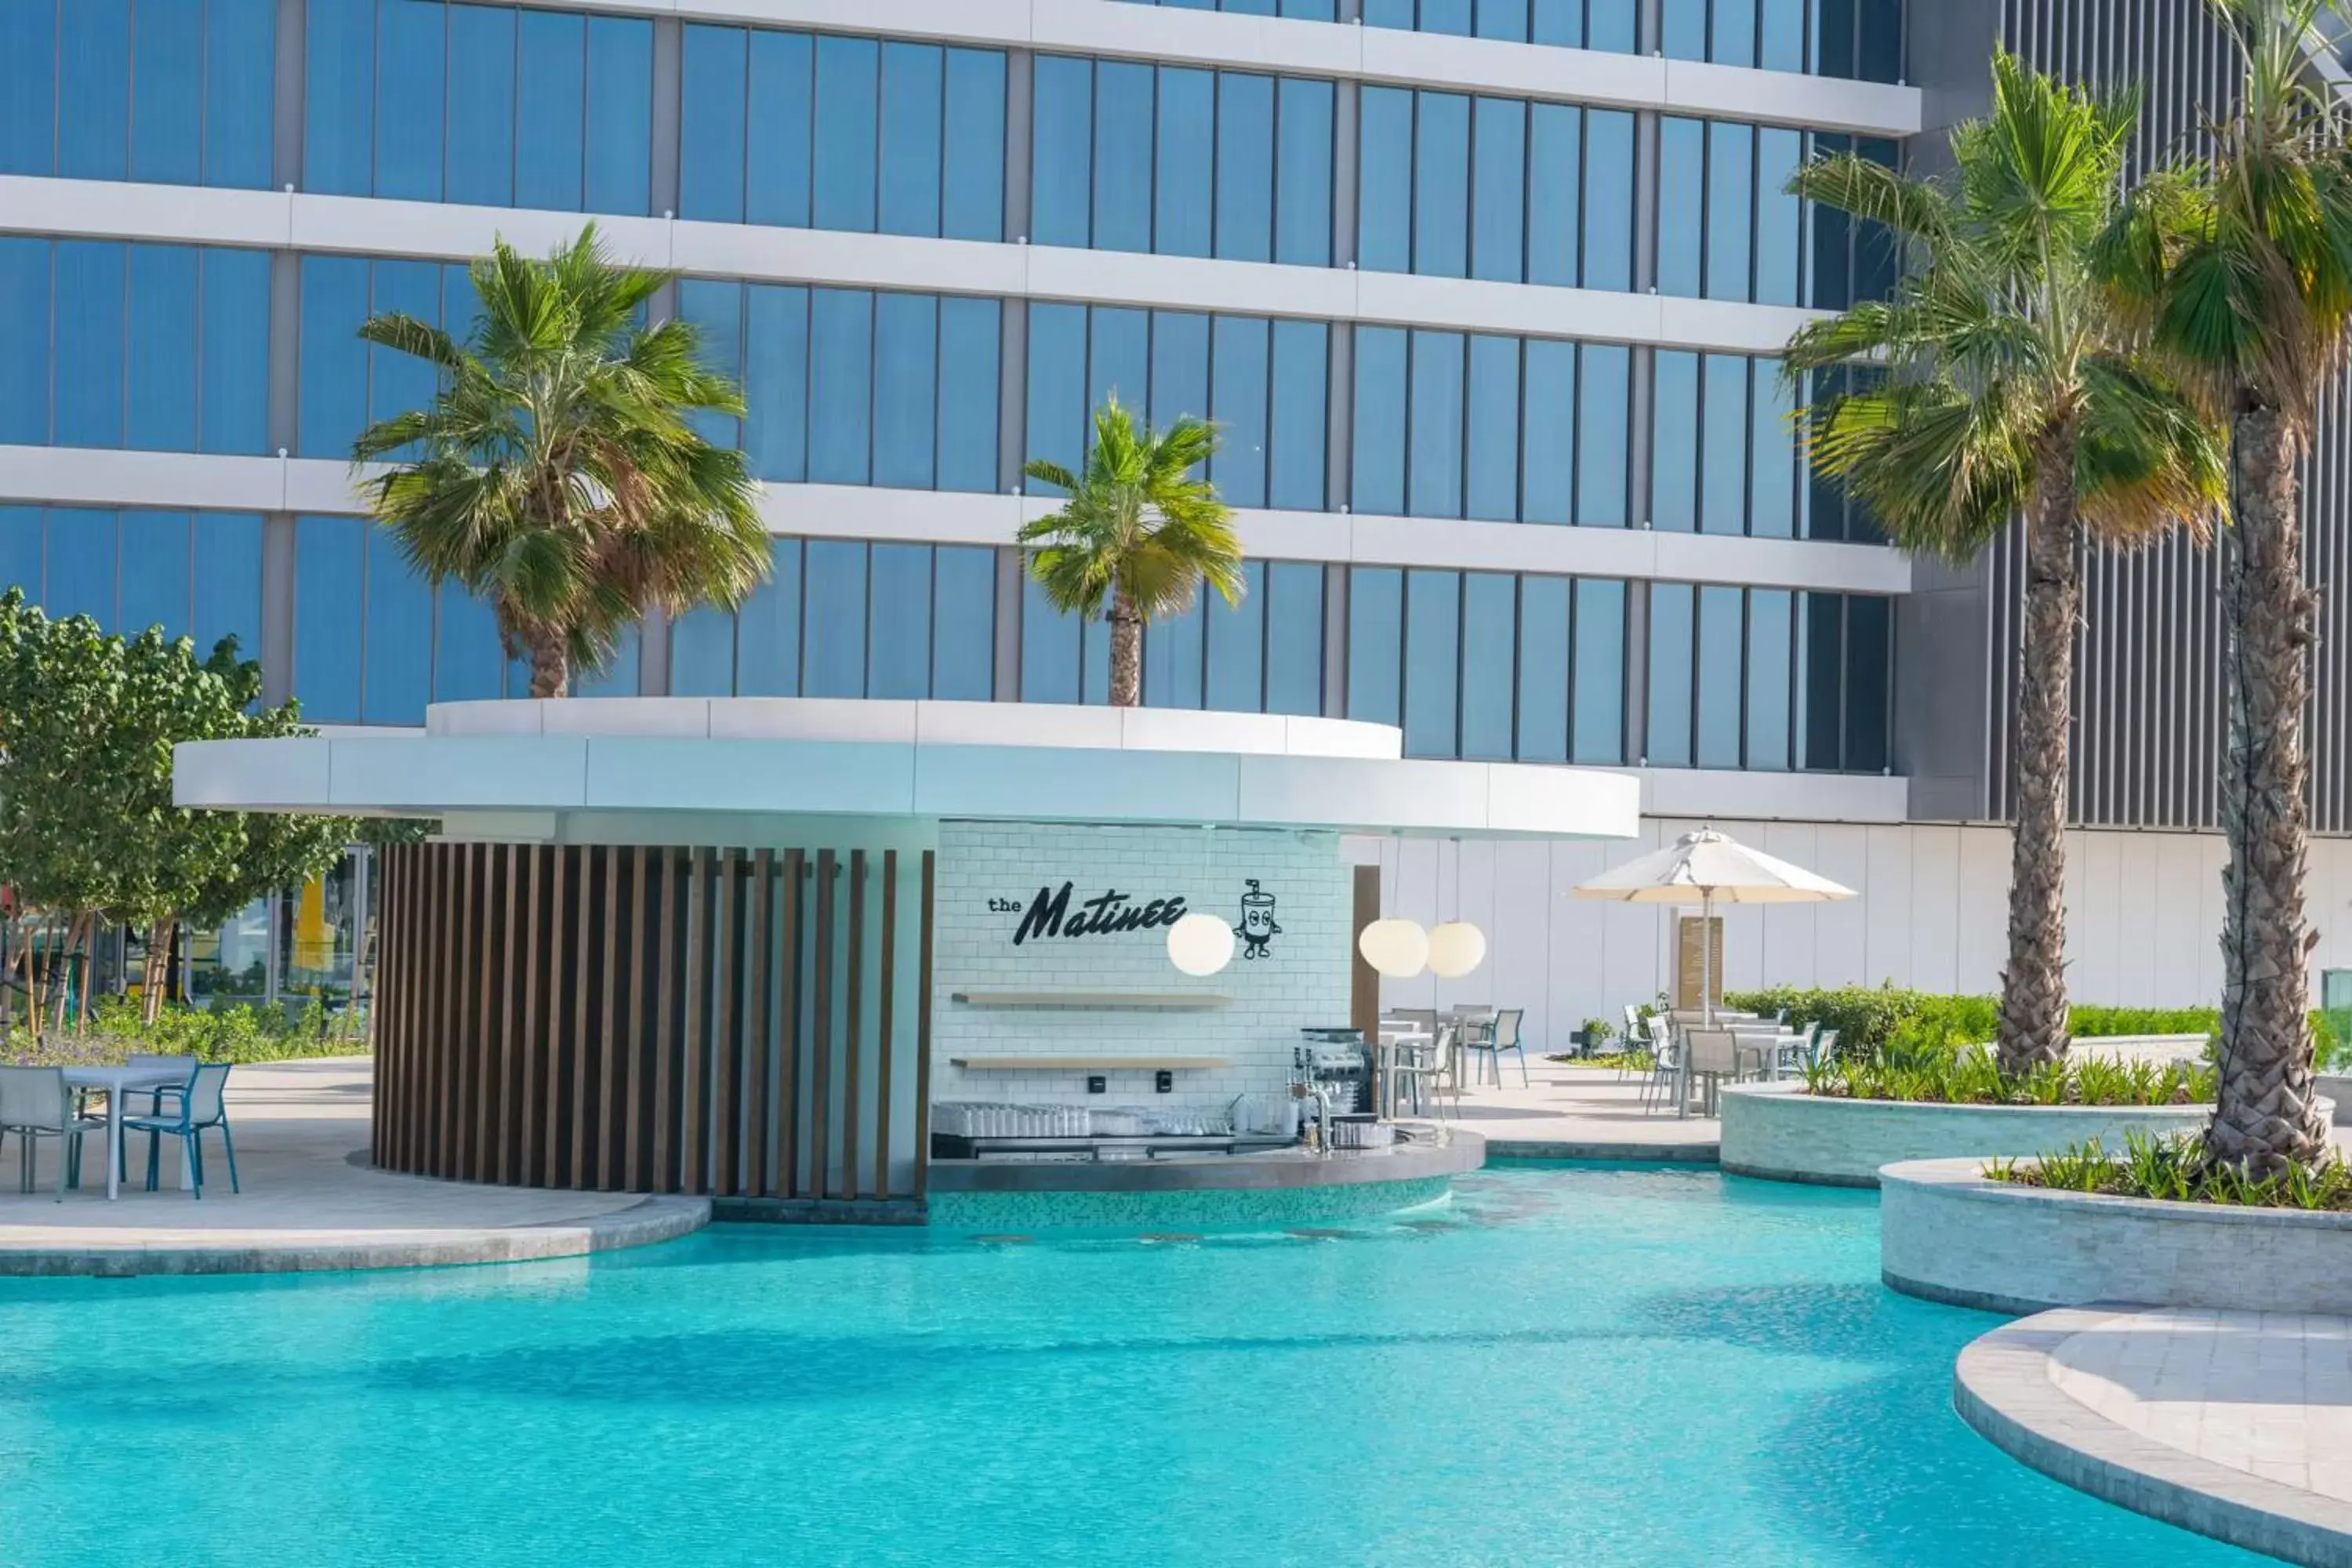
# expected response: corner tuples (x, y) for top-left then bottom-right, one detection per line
(1167, 911), (1236, 976)
(1427, 921), (1486, 979)
(1357, 918), (1430, 979)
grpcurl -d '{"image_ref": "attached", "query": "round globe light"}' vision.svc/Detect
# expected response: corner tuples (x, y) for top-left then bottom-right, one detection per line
(1166, 911), (1236, 976)
(1426, 920), (1488, 980)
(1357, 918), (1431, 980)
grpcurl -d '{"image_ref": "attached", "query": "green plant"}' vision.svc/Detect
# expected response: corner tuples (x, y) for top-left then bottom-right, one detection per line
(1807, 1049), (2212, 1107)
(1, 996), (361, 1067)
(355, 225), (768, 699)
(1020, 397), (1245, 708)
(1788, 55), (2223, 1074)
(1580, 1018), (1617, 1047)
(1988, 1130), (2352, 1210)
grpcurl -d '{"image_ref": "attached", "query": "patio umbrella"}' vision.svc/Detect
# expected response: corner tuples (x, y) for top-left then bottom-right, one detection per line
(1570, 828), (1857, 1025)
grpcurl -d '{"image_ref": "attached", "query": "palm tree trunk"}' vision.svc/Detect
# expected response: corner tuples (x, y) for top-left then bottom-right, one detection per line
(1108, 589), (1142, 708)
(527, 633), (570, 700)
(2210, 405), (2328, 1174)
(1997, 441), (2080, 1076)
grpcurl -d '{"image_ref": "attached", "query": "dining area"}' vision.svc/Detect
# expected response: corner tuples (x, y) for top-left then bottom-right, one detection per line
(1372, 1005), (1530, 1120)
(1623, 1008), (1841, 1120)
(0, 1054), (241, 1203)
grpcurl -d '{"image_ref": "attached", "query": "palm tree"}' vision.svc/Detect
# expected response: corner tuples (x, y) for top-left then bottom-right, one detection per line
(1785, 54), (2225, 1076)
(1020, 397), (1246, 707)
(2100, 0), (2352, 1171)
(354, 226), (768, 699)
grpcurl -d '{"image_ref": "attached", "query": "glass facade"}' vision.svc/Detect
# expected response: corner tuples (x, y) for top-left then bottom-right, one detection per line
(1116, 0), (1340, 15)
(1021, 559), (1327, 717)
(671, 538), (996, 702)
(1353, 328), (1631, 526)
(0, 0), (275, 188)
(1652, 350), (1805, 538)
(1359, 89), (1635, 292)
(1027, 304), (1330, 511)
(1362, 0), (1641, 49)
(0, 238), (270, 455)
(681, 29), (1005, 241)
(0, 506), (263, 659)
(304, 0), (653, 212)
(1032, 57), (1334, 266)
(296, 255), (481, 459)
(678, 282), (1002, 492)
(1646, 584), (1890, 772)
(1660, 0), (1904, 79)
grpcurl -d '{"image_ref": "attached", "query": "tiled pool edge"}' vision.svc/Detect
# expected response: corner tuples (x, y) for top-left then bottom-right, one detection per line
(1954, 1308), (2352, 1568)
(0, 1195), (711, 1278)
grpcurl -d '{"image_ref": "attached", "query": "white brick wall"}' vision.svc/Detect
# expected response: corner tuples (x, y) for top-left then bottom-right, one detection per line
(932, 822), (1354, 1112)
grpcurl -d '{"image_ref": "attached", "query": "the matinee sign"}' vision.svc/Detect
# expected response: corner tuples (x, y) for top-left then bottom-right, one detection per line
(995, 883), (1188, 946)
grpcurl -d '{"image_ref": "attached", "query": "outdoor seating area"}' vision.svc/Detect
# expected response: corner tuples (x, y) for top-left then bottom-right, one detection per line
(0, 1056), (241, 1203)
(1625, 1010), (1841, 1118)
(1376, 1007), (1530, 1120)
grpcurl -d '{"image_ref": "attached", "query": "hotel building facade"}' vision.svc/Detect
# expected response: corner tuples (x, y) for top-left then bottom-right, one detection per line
(6, 0), (2350, 1043)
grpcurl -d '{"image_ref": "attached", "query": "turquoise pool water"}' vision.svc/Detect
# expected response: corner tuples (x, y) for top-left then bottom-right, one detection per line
(0, 1164), (2259, 1566)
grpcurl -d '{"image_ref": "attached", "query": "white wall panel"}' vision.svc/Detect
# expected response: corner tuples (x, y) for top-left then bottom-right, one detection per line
(1955, 827), (2010, 996)
(1906, 825), (1962, 995)
(1862, 826), (1913, 986)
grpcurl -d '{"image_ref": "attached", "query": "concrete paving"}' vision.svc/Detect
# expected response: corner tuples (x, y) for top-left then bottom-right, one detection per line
(1958, 1305), (2352, 1566)
(1425, 1056), (1722, 1160)
(0, 1056), (706, 1275)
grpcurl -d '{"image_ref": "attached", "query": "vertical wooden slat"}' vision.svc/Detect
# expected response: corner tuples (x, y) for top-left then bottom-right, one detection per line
(812, 849), (837, 1200)
(874, 848), (897, 1200)
(843, 849), (865, 1201)
(471, 844), (496, 1181)
(626, 844), (650, 1192)
(374, 845), (402, 1169)
(541, 846), (570, 1189)
(744, 848), (772, 1197)
(654, 848), (680, 1192)
(681, 847), (708, 1194)
(599, 844), (622, 1190)
(913, 850), (935, 1199)
(499, 844), (521, 1184)
(434, 844), (458, 1175)
(776, 849), (804, 1198)
(568, 847), (597, 1189)
(520, 846), (546, 1186)
(711, 848), (740, 1197)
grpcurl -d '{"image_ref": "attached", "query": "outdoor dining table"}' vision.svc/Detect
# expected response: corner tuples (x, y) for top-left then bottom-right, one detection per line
(1375, 1028), (1432, 1118)
(60, 1064), (186, 1200)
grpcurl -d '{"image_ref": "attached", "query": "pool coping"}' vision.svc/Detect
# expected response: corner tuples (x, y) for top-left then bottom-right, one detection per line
(0, 1194), (711, 1277)
(1954, 1305), (2352, 1568)
(1484, 1138), (1720, 1163)
(927, 1129), (1486, 1191)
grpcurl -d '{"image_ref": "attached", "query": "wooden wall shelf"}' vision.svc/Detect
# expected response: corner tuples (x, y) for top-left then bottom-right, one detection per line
(949, 989), (1229, 1011)
(948, 1054), (1235, 1072)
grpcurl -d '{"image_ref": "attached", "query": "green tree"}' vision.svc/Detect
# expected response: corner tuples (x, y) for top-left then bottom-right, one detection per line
(1784, 55), (2224, 1076)
(2098, 0), (2352, 1171)
(0, 595), (350, 1028)
(1020, 397), (1246, 707)
(354, 225), (768, 699)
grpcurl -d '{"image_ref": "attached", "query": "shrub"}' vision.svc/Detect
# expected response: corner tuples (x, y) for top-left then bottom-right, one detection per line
(1801, 1050), (2212, 1107)
(1987, 1131), (2352, 1211)
(1725, 984), (2343, 1064)
(0, 996), (365, 1066)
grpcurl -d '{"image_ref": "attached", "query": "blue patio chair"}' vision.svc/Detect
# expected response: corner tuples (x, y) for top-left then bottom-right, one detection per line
(125, 1063), (239, 1198)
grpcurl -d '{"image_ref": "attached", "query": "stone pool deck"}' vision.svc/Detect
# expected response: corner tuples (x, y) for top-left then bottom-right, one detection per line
(1443, 1058), (1721, 1162)
(1958, 1305), (2352, 1566)
(0, 1057), (706, 1276)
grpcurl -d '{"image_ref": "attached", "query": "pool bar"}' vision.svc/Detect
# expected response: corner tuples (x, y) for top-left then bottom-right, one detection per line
(175, 699), (1637, 1221)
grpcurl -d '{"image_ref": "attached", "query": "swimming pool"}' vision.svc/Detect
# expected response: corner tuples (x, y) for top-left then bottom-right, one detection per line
(0, 1164), (2259, 1566)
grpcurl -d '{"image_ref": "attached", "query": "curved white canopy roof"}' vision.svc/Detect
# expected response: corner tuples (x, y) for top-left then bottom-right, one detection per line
(174, 699), (1642, 842)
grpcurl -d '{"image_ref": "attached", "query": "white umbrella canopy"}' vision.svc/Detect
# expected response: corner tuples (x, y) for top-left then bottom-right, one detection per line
(1573, 828), (1857, 1022)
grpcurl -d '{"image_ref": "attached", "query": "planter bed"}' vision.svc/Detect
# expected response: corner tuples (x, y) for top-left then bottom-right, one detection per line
(1718, 1081), (2210, 1188)
(1882, 1156), (2352, 1314)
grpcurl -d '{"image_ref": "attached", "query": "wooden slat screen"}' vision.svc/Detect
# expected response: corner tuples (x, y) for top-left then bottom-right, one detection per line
(373, 839), (930, 1203)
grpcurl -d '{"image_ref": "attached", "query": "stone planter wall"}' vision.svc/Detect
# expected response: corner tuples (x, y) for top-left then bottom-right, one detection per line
(1881, 1157), (2352, 1315)
(1719, 1082), (2211, 1188)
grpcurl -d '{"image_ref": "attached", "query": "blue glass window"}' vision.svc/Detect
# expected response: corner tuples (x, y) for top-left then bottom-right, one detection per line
(933, 546), (996, 701)
(803, 540), (869, 698)
(1460, 573), (1515, 759)
(1402, 570), (1460, 757)
(1210, 316), (1270, 508)
(1357, 87), (1413, 275)
(1751, 359), (1798, 538)
(1573, 579), (1625, 764)
(0, 509), (41, 601)
(1696, 585), (1744, 768)
(1265, 561), (1324, 716)
(204, 0), (275, 189)
(1021, 576), (1080, 704)
(872, 293), (938, 489)
(1030, 56), (1094, 248)
(1352, 327), (1407, 518)
(866, 543), (931, 699)
(54, 241), (126, 448)
(127, 246), (199, 454)
(434, 579), (506, 702)
(1584, 111), (1636, 292)
(299, 256), (368, 459)
(361, 521), (433, 723)
(445, 5), (518, 209)
(1657, 119), (1705, 299)
(1216, 73), (1275, 263)
(294, 515), (365, 723)
(1707, 122), (1757, 302)
(0, 2), (58, 177)
(681, 26), (749, 223)
(1275, 79), (1334, 267)
(1516, 575), (1570, 762)
(1347, 567), (1403, 726)
(130, 0), (204, 187)
(809, 289), (874, 486)
(1156, 68), (1217, 260)
(582, 17), (652, 216)
(1471, 98), (1526, 284)
(1093, 61), (1155, 254)
(1269, 321), (1329, 511)
(1406, 331), (1466, 519)
(374, 0), (448, 204)
(1522, 339), (1575, 525)
(1150, 314), (1210, 434)
(813, 36), (881, 234)
(1577, 345), (1630, 526)
(741, 539), (803, 697)
(0, 241), (48, 445)
(1647, 583), (1693, 768)
(938, 299), (1002, 494)
(740, 284), (808, 482)
(1465, 336), (1520, 523)
(1756, 128), (1806, 307)
(1652, 351), (1699, 532)
(1527, 104), (1581, 288)
(1701, 354), (1751, 535)
(193, 510), (263, 661)
(515, 9), (586, 211)
(45, 509), (118, 626)
(1025, 303), (1087, 491)
(1206, 561), (1268, 713)
(1413, 94), (1470, 279)
(1845, 593), (1892, 770)
(746, 31), (812, 229)
(1661, 0), (1707, 60)
(943, 50), (1007, 242)
(1748, 588), (1793, 770)
(878, 42), (942, 238)
(118, 510), (189, 641)
(60, 0), (132, 180)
